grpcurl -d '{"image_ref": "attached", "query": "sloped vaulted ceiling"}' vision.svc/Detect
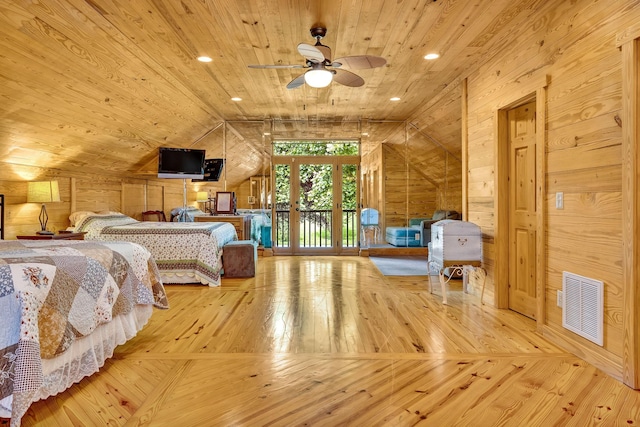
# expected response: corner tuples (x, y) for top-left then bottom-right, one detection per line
(0, 0), (534, 186)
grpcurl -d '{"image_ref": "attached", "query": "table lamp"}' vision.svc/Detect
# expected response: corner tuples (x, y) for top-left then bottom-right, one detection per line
(27, 181), (61, 235)
(196, 191), (210, 213)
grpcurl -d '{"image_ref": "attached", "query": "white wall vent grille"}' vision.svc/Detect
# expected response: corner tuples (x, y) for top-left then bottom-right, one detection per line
(562, 271), (603, 346)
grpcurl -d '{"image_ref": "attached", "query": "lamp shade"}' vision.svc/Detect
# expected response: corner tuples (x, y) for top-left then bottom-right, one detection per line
(304, 69), (333, 88)
(27, 181), (61, 203)
(196, 191), (209, 202)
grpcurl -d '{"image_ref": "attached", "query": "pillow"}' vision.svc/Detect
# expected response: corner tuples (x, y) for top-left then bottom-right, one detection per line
(74, 213), (138, 235)
(171, 207), (207, 222)
(171, 206), (204, 214)
(69, 211), (95, 226)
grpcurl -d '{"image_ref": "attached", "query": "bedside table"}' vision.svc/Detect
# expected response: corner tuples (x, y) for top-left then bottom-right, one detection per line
(17, 232), (86, 240)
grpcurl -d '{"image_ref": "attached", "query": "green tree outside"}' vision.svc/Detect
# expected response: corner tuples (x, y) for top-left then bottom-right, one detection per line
(273, 141), (359, 247)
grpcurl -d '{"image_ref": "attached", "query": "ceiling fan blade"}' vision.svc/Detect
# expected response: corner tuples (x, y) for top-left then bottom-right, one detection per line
(248, 64), (304, 69)
(286, 74), (306, 89)
(333, 69), (365, 87)
(315, 44), (331, 62)
(333, 55), (386, 69)
(297, 43), (324, 62)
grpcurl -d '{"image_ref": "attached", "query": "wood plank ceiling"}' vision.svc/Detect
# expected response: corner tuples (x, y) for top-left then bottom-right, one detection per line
(0, 0), (529, 186)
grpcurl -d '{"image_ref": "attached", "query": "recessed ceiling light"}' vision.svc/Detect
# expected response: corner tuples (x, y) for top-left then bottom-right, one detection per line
(390, 97), (401, 102)
(424, 53), (440, 60)
(197, 56), (213, 63)
(231, 97), (242, 102)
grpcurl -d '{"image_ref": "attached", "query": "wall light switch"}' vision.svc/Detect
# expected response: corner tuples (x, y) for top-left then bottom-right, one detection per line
(555, 192), (564, 209)
(557, 290), (563, 307)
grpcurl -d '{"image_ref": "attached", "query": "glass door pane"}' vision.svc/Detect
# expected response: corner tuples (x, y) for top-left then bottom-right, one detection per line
(341, 163), (358, 249)
(298, 163), (334, 251)
(274, 164), (291, 251)
(273, 156), (359, 255)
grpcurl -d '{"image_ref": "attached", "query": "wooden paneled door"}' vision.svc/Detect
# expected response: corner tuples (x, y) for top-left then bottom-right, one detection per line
(508, 101), (538, 319)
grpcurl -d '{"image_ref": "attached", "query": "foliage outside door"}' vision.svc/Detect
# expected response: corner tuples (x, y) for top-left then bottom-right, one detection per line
(272, 141), (359, 255)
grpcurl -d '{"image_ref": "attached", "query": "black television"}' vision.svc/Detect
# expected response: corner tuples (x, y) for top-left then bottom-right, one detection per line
(157, 147), (206, 179)
(193, 158), (225, 182)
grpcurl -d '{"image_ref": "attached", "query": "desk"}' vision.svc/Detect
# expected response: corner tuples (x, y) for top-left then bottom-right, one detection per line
(195, 215), (251, 240)
(17, 231), (86, 240)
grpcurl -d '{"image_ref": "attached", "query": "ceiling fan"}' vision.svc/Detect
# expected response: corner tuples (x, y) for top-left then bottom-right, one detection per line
(248, 27), (386, 89)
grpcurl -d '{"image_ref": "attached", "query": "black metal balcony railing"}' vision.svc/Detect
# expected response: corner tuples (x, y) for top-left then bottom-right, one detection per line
(274, 208), (358, 248)
(343, 209), (357, 247)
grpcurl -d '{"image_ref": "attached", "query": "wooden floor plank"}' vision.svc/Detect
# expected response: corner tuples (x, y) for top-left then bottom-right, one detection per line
(17, 256), (640, 426)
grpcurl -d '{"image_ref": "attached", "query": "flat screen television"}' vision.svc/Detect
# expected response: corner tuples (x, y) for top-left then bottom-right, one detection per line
(157, 147), (206, 179)
(192, 158), (225, 182)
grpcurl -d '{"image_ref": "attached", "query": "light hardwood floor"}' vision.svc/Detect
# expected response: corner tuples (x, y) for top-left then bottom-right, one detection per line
(13, 256), (640, 426)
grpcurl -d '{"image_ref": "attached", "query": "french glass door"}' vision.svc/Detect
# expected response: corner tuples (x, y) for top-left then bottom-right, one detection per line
(272, 156), (359, 255)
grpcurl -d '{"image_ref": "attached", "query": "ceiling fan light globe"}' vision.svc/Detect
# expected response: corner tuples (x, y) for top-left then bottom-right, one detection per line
(304, 69), (333, 88)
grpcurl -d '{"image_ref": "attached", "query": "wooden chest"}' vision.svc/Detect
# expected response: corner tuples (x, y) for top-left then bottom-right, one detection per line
(430, 220), (482, 267)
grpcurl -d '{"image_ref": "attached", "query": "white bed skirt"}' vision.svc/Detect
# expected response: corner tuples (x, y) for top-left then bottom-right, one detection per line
(2, 304), (153, 425)
(160, 270), (220, 286)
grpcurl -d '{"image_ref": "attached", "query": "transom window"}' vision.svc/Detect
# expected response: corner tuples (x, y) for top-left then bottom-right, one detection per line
(272, 140), (359, 156)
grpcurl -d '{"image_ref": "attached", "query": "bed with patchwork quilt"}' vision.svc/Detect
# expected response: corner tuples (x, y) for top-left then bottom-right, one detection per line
(0, 239), (168, 427)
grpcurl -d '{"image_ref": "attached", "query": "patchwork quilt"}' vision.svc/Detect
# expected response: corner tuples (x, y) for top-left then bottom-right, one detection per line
(0, 239), (168, 424)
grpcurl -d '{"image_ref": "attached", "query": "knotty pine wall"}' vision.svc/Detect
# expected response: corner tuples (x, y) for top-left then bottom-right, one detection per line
(361, 145), (462, 232)
(458, 0), (637, 383)
(234, 176), (271, 211)
(383, 144), (439, 228)
(361, 96), (464, 232)
(0, 172), (230, 239)
(361, 143), (385, 225)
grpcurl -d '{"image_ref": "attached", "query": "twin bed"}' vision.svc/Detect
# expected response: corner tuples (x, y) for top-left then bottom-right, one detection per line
(2, 211), (240, 425)
(71, 212), (238, 286)
(0, 239), (169, 426)
(170, 207), (272, 247)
